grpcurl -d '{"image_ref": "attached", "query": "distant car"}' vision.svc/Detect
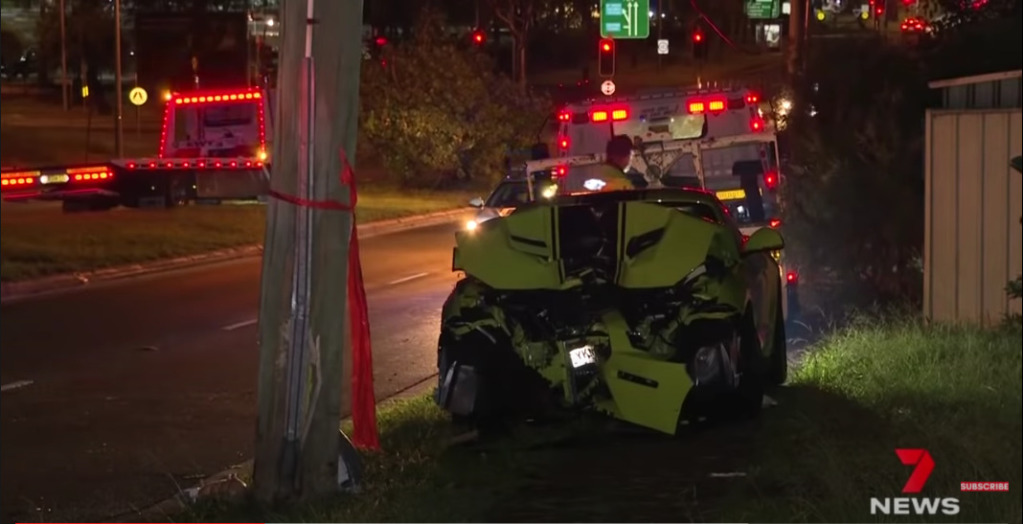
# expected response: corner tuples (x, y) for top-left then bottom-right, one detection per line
(900, 16), (932, 33)
(464, 177), (557, 231)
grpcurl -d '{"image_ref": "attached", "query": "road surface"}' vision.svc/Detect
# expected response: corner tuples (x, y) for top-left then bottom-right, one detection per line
(0, 221), (467, 523)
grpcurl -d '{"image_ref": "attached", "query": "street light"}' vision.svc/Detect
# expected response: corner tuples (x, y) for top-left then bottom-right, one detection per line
(114, 0), (124, 158)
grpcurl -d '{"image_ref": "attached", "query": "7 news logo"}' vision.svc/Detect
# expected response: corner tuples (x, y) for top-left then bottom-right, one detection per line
(870, 448), (961, 516)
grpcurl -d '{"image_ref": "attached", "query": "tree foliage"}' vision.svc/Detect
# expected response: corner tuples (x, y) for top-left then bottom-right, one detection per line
(35, 0), (115, 75)
(781, 39), (931, 308)
(359, 9), (549, 189)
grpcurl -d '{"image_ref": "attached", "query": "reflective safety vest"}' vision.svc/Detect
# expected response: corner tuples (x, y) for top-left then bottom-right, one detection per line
(591, 163), (635, 191)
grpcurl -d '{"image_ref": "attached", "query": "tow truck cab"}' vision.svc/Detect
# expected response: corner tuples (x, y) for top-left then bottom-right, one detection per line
(115, 87), (271, 205)
(0, 87), (271, 211)
(551, 86), (780, 229)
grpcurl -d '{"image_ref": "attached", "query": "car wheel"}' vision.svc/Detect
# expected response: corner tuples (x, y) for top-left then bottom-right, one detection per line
(768, 291), (788, 386)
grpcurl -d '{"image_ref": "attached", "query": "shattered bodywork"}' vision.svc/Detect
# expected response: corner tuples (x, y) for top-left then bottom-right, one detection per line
(435, 188), (788, 435)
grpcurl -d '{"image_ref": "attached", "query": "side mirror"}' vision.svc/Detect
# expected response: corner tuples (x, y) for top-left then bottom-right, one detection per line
(743, 227), (784, 254)
(468, 197), (485, 208)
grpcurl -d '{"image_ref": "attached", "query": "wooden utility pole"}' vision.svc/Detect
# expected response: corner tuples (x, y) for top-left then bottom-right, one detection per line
(252, 0), (367, 502)
(786, 0), (805, 79)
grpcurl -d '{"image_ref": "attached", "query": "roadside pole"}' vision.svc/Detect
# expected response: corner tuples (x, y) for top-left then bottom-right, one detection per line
(252, 0), (370, 503)
(786, 0), (805, 79)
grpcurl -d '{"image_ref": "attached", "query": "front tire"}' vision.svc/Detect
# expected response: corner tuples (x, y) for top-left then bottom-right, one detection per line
(729, 310), (767, 418)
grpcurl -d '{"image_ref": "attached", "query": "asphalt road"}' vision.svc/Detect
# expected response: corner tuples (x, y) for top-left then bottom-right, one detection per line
(0, 221), (467, 523)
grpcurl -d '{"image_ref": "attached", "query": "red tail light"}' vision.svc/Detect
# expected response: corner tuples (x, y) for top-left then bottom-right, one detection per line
(769, 218), (781, 228)
(745, 92), (760, 104)
(557, 110), (571, 122)
(764, 170), (778, 190)
(786, 271), (798, 284)
(750, 116), (765, 132)
(553, 165), (567, 177)
(558, 136), (570, 150)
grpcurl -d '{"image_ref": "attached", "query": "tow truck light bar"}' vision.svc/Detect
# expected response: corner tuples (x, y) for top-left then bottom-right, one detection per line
(589, 108), (630, 122)
(125, 159), (264, 170)
(172, 90), (262, 105)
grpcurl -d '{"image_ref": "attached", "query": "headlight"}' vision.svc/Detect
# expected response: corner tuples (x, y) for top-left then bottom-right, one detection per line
(569, 345), (596, 368)
(542, 184), (558, 199)
(691, 345), (723, 385)
(465, 219), (478, 231)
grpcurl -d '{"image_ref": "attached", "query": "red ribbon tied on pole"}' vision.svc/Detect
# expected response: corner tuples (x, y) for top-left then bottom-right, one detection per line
(267, 149), (380, 451)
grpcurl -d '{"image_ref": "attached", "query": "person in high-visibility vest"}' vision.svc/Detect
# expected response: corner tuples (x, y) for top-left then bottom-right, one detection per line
(589, 135), (638, 191)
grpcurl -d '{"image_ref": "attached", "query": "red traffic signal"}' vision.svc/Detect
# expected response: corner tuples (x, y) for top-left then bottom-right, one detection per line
(471, 30), (486, 45)
(598, 38), (615, 77)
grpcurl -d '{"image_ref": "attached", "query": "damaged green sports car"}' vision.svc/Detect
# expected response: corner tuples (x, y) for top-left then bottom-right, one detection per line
(435, 187), (789, 435)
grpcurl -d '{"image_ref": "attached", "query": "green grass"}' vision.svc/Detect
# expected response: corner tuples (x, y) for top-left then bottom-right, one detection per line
(722, 317), (1022, 523)
(174, 317), (1022, 523)
(0, 188), (474, 282)
(1, 97), (163, 167)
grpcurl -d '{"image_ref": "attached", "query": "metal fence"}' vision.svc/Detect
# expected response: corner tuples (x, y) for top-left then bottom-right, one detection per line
(923, 108), (1023, 325)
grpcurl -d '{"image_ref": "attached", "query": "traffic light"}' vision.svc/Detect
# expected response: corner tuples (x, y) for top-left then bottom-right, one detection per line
(598, 38), (615, 77)
(692, 28), (707, 60)
(471, 29), (486, 46)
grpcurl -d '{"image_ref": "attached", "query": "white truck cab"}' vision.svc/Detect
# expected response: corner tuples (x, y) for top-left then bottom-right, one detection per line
(551, 86), (780, 227)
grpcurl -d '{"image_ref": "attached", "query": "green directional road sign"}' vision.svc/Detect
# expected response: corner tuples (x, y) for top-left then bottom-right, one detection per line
(745, 0), (781, 19)
(600, 0), (650, 39)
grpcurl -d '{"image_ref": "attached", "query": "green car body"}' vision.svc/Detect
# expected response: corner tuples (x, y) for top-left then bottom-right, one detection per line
(435, 188), (788, 435)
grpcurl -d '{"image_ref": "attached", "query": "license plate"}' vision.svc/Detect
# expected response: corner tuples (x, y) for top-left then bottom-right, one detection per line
(716, 189), (746, 201)
(40, 174), (70, 184)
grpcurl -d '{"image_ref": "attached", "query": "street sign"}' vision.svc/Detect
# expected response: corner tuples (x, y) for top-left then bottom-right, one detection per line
(657, 39), (669, 55)
(129, 87), (148, 106)
(746, 0), (781, 19)
(601, 80), (616, 96)
(600, 0), (650, 39)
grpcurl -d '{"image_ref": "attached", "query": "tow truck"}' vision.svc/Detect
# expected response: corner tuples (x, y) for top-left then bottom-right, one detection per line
(550, 86), (779, 226)
(520, 129), (800, 321)
(1, 86), (271, 212)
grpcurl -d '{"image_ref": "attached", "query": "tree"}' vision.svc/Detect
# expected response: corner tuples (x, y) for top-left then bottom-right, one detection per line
(781, 39), (930, 309)
(488, 0), (538, 88)
(359, 9), (549, 188)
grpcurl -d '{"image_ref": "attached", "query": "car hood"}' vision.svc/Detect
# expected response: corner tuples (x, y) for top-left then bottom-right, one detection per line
(454, 200), (741, 291)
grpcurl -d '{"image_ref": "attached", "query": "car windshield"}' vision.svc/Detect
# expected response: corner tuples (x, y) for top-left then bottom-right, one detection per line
(484, 181), (532, 208)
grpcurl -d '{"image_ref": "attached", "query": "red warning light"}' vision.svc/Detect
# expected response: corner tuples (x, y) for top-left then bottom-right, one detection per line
(693, 31), (703, 43)
(472, 30), (486, 45)
(374, 36), (387, 46)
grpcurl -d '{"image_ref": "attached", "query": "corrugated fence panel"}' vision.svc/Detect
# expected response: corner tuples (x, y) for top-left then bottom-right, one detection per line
(925, 113), (960, 322)
(955, 114), (984, 323)
(925, 109), (1023, 325)
(980, 113), (1011, 323)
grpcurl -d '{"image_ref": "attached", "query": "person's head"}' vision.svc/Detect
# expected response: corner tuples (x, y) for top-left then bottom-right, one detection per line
(606, 135), (634, 170)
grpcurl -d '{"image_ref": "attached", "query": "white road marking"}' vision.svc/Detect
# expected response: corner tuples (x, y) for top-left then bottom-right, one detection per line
(387, 272), (430, 286)
(222, 319), (258, 331)
(1, 380), (35, 392)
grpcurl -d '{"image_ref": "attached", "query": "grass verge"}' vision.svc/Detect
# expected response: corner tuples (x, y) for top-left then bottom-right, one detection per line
(177, 317), (1021, 523)
(722, 317), (1022, 523)
(0, 187), (475, 282)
